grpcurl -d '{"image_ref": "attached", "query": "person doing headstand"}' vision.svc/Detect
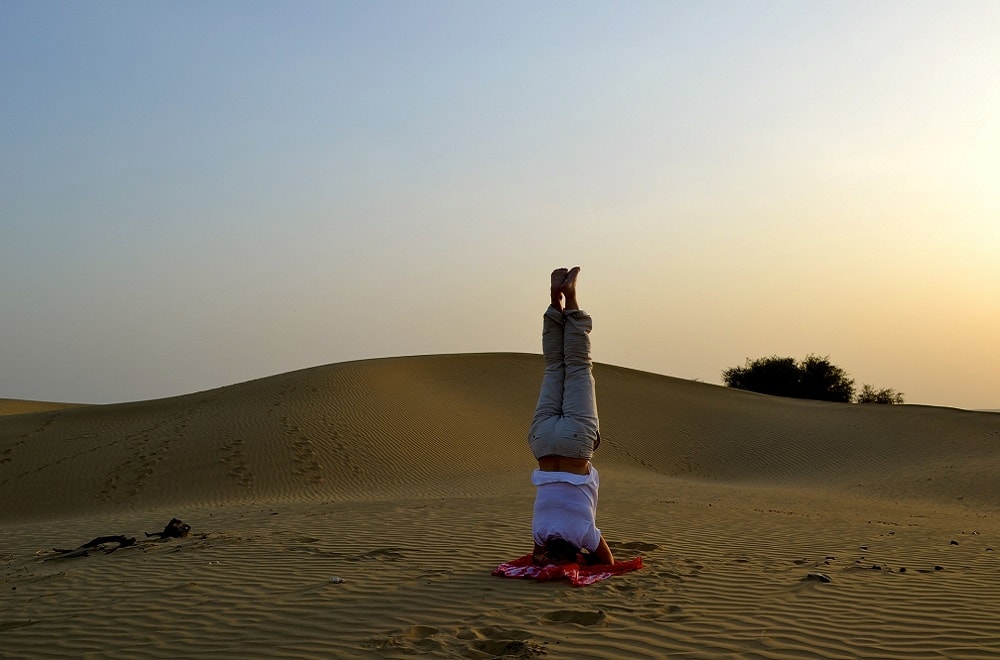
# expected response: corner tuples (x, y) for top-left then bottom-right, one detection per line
(528, 266), (615, 566)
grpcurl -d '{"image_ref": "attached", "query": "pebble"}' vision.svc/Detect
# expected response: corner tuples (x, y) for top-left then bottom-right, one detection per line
(329, 576), (345, 584)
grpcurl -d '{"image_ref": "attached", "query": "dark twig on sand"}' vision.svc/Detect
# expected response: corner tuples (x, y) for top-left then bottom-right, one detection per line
(45, 519), (191, 561)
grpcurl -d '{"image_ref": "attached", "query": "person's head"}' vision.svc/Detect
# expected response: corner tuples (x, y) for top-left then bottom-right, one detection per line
(542, 538), (582, 564)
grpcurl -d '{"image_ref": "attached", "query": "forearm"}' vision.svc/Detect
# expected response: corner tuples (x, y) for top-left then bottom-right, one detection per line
(593, 535), (615, 565)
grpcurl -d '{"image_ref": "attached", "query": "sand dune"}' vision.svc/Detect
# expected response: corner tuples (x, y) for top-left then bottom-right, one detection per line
(0, 399), (84, 416)
(2, 354), (998, 658)
(3, 354), (997, 520)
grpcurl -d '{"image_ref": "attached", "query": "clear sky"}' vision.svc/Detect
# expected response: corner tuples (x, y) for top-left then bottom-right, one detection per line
(2, 1), (998, 410)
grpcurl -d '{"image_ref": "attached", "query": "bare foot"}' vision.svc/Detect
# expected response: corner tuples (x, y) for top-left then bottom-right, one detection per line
(550, 268), (569, 309)
(561, 266), (581, 310)
(551, 268), (569, 291)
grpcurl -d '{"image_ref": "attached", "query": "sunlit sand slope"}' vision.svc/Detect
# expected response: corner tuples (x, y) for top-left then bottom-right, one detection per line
(2, 354), (998, 522)
(0, 399), (85, 416)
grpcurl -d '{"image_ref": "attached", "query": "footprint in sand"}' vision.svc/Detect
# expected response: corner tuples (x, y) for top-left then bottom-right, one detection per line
(614, 541), (660, 551)
(653, 604), (687, 622)
(652, 569), (683, 581)
(352, 548), (406, 561)
(804, 572), (832, 583)
(541, 609), (606, 626)
(401, 625), (439, 640)
(470, 628), (542, 657)
(460, 626), (532, 641)
(374, 625), (445, 654)
(472, 639), (544, 656)
(454, 626), (543, 657)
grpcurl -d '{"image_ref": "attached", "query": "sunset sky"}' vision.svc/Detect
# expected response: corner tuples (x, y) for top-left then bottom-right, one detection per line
(3, 1), (998, 409)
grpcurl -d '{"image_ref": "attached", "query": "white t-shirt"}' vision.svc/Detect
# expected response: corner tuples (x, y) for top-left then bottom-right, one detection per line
(531, 467), (601, 552)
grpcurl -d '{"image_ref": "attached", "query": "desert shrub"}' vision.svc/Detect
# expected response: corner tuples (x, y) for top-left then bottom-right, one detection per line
(722, 355), (801, 398)
(856, 384), (905, 404)
(722, 355), (855, 403)
(798, 355), (856, 403)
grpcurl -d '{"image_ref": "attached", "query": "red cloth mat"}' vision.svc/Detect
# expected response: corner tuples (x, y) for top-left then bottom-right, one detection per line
(492, 554), (643, 587)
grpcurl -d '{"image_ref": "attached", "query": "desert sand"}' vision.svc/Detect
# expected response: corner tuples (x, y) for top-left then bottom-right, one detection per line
(2, 353), (998, 658)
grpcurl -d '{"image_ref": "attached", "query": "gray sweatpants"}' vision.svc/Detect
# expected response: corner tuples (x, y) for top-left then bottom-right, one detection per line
(528, 306), (600, 460)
